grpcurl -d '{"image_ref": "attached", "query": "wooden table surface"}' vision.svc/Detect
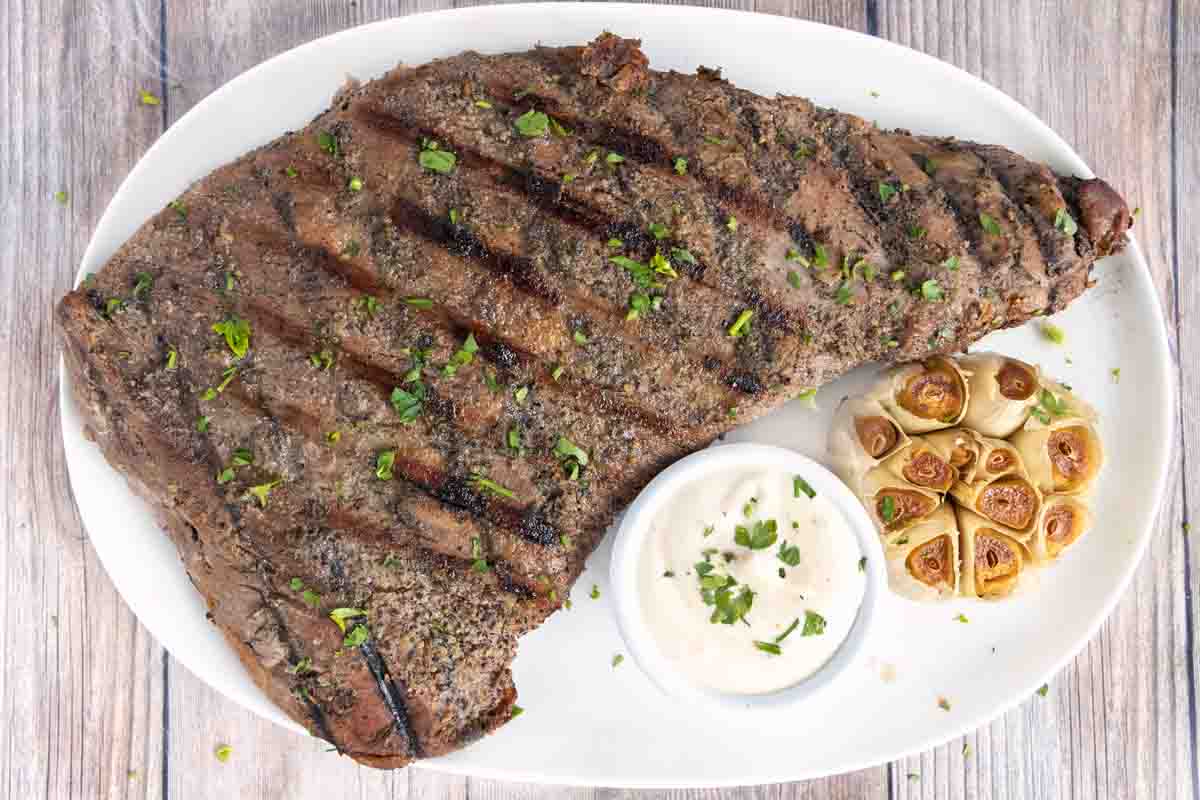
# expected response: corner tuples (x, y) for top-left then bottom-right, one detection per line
(3, 1), (1196, 797)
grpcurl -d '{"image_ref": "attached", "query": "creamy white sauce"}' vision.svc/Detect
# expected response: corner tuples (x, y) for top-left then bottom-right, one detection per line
(638, 467), (865, 695)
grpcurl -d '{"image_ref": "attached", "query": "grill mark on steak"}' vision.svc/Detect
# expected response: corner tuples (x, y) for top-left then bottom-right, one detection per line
(57, 34), (1131, 769)
(355, 106), (809, 341)
(357, 639), (422, 759)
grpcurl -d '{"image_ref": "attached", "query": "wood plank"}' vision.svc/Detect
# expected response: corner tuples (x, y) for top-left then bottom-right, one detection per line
(1174, 2), (1200, 800)
(877, 2), (1187, 799)
(0, 1), (168, 799)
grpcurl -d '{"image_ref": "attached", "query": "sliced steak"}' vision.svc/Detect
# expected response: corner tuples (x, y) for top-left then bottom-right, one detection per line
(57, 34), (1129, 767)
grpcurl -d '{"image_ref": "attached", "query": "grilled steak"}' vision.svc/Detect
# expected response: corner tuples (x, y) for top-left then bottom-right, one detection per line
(57, 34), (1130, 767)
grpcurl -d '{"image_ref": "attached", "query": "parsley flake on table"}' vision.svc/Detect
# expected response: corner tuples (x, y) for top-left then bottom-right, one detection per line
(590, 584), (600, 600)
(214, 744), (232, 763)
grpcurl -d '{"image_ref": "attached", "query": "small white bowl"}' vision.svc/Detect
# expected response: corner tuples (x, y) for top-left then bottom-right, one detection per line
(608, 442), (884, 713)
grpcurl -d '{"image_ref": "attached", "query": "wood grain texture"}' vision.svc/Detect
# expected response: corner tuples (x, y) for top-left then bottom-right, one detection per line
(0, 1), (1194, 798)
(1, 2), (167, 799)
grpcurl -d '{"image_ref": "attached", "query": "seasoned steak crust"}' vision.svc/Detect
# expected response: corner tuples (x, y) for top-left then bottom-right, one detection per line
(56, 34), (1129, 768)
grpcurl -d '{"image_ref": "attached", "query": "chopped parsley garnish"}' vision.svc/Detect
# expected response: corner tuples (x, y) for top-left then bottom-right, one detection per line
(375, 450), (396, 481)
(1030, 388), (1069, 424)
(474, 98), (492, 109)
(133, 272), (153, 299)
(289, 577), (304, 591)
(553, 436), (589, 480)
(470, 470), (516, 500)
(326, 431), (341, 444)
(891, 269), (906, 282)
(169, 199), (190, 219)
(212, 317), (251, 359)
(979, 212), (1002, 235)
(139, 89), (161, 106)
(231, 448), (253, 466)
(673, 157), (688, 175)
(777, 541), (801, 567)
(611, 654), (624, 668)
(753, 640), (782, 656)
(1036, 684), (1049, 697)
(881, 495), (897, 523)
(418, 140), (456, 174)
(548, 117), (570, 137)
(514, 385), (529, 405)
(813, 244), (829, 268)
(834, 282), (854, 306)
(878, 182), (897, 203)
(703, 135), (728, 145)
(726, 215), (738, 233)
(196, 416), (211, 433)
(703, 525), (714, 537)
(921, 279), (944, 302)
(1054, 207), (1078, 236)
(442, 333), (478, 377)
(626, 292), (651, 321)
(727, 309), (754, 338)
(1111, 367), (1121, 383)
(649, 251), (677, 278)
(590, 584), (600, 600)
(165, 347), (178, 370)
(550, 364), (565, 381)
(470, 536), (491, 573)
(214, 365), (238, 394)
(793, 476), (816, 499)
(328, 607), (367, 633)
(347, 176), (364, 192)
(317, 131), (339, 156)
(796, 388), (818, 407)
(907, 224), (927, 239)
(284, 166), (298, 178)
(216, 468), (235, 485)
(507, 426), (525, 455)
(286, 657), (312, 675)
(605, 152), (625, 165)
(735, 519), (778, 550)
(649, 222), (670, 240)
(787, 270), (803, 289)
(858, 556), (867, 572)
(308, 349), (334, 370)
(670, 247), (696, 265)
(954, 613), (969, 623)
(941, 255), (960, 271)
(923, 157), (938, 175)
(245, 478), (283, 508)
(572, 329), (589, 345)
(801, 609), (826, 636)
(214, 744), (232, 763)
(390, 384), (425, 424)
(1040, 322), (1066, 344)
(343, 625), (370, 647)
(404, 297), (433, 310)
(610, 255), (664, 289)
(607, 238), (623, 249)
(510, 705), (524, 718)
(514, 109), (549, 137)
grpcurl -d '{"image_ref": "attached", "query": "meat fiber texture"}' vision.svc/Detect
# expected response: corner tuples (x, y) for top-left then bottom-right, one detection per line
(57, 34), (1130, 767)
